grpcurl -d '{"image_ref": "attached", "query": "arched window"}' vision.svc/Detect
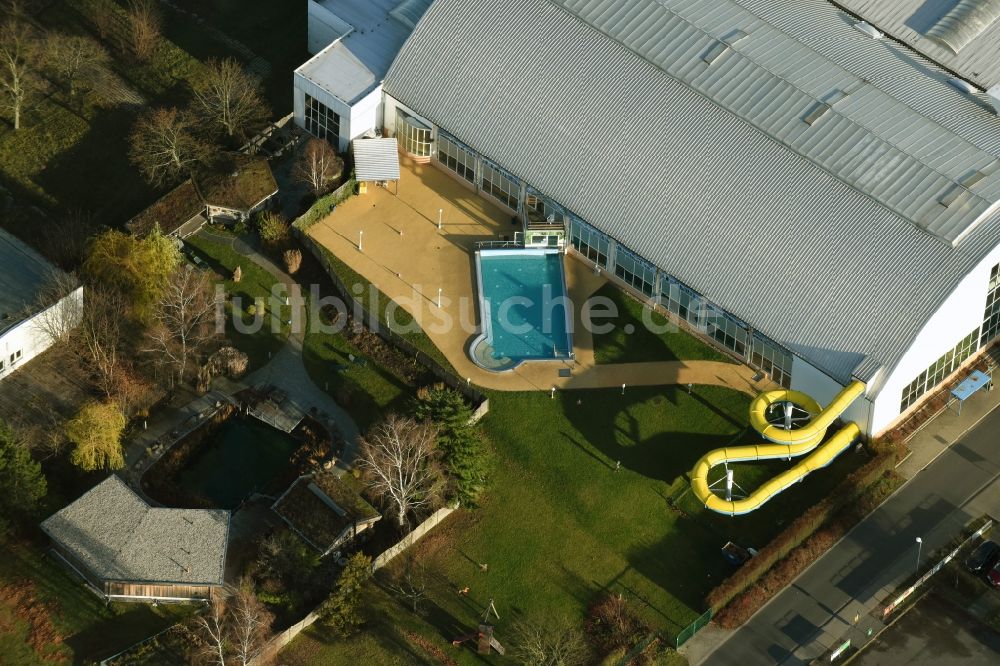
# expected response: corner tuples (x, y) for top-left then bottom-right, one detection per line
(396, 109), (432, 157)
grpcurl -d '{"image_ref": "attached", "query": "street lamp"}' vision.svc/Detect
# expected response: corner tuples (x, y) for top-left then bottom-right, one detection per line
(915, 537), (923, 572)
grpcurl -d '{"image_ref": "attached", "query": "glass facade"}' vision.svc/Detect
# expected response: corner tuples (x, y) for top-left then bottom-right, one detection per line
(662, 279), (705, 328)
(304, 94), (339, 142)
(705, 305), (749, 357)
(396, 109), (433, 157)
(750, 333), (793, 388)
(437, 133), (475, 183)
(982, 263), (1000, 347)
(900, 327), (980, 412)
(481, 161), (519, 210)
(614, 245), (656, 296)
(569, 216), (610, 268)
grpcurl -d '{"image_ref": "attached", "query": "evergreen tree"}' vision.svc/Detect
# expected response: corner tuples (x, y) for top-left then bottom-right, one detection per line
(0, 422), (47, 533)
(319, 553), (372, 636)
(412, 386), (490, 506)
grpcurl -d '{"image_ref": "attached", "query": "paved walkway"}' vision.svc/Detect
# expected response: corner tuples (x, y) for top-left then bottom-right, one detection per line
(200, 228), (362, 466)
(307, 157), (765, 395)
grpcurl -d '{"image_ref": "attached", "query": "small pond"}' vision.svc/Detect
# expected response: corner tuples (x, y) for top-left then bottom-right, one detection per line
(176, 415), (300, 509)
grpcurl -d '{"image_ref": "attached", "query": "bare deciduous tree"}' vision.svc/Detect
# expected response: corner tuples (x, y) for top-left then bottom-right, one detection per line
(0, 19), (41, 130)
(359, 414), (443, 528)
(192, 57), (269, 141)
(129, 107), (207, 186)
(45, 33), (110, 96)
(127, 0), (161, 61)
(145, 265), (220, 385)
(294, 137), (343, 196)
(27, 269), (81, 346)
(229, 583), (274, 666)
(195, 583), (273, 666)
(79, 286), (127, 399)
(195, 595), (227, 666)
(389, 564), (428, 614)
(512, 618), (591, 666)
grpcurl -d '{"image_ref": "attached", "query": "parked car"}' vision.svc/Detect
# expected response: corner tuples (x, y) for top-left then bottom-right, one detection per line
(965, 540), (1000, 574)
(988, 559), (1000, 588)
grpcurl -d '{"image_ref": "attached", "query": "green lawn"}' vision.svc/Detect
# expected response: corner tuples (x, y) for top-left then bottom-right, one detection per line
(0, 540), (195, 664)
(591, 284), (733, 365)
(301, 308), (417, 432)
(184, 233), (291, 370)
(282, 385), (864, 663)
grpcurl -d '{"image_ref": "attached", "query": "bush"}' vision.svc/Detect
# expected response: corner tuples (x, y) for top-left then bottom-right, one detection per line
(246, 303), (257, 316)
(585, 594), (648, 657)
(706, 452), (900, 613)
(257, 211), (288, 247)
(283, 248), (302, 275)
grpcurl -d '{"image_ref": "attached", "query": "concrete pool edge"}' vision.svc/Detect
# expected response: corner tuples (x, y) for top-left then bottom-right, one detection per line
(470, 248), (575, 372)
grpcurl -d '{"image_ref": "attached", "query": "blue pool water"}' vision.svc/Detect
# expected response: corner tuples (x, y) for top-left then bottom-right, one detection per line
(477, 250), (572, 360)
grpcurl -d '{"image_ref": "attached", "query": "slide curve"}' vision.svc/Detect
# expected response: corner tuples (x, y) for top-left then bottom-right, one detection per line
(690, 380), (866, 516)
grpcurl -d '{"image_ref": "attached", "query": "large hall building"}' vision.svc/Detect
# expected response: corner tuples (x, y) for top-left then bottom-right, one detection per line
(294, 0), (1000, 436)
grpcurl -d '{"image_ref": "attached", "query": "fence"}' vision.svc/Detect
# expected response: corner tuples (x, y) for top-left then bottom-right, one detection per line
(881, 519), (993, 620)
(372, 506), (456, 570)
(675, 609), (712, 649)
(290, 223), (489, 413)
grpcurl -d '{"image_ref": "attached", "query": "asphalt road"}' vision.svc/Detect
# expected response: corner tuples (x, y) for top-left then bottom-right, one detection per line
(704, 406), (1000, 665)
(854, 593), (1000, 665)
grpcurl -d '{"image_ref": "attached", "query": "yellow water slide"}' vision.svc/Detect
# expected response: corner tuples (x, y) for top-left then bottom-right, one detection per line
(690, 380), (866, 516)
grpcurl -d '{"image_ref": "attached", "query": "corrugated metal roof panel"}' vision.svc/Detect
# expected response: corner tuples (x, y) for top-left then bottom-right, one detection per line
(353, 138), (400, 181)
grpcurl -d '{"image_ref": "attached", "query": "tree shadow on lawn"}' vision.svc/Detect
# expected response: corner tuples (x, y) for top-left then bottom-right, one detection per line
(63, 604), (187, 665)
(35, 104), (157, 223)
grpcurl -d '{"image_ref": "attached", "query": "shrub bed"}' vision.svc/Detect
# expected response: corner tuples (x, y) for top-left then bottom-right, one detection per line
(706, 450), (901, 614)
(712, 468), (903, 628)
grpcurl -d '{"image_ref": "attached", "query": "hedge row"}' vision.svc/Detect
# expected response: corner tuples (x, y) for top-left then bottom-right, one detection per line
(705, 450), (901, 613)
(713, 471), (903, 628)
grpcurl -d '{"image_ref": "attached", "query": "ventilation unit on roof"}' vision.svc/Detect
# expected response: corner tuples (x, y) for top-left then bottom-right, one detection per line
(854, 21), (884, 39)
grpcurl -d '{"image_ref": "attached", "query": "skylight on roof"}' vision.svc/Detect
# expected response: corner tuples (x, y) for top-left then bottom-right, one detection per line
(803, 102), (831, 126)
(702, 41), (729, 65)
(938, 183), (969, 208)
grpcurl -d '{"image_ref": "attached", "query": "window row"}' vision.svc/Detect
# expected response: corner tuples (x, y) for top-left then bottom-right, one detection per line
(305, 94), (339, 143)
(569, 216), (610, 268)
(982, 263), (1000, 347)
(480, 162), (519, 210)
(750, 334), (793, 389)
(614, 246), (656, 296)
(900, 327), (980, 412)
(437, 134), (475, 183)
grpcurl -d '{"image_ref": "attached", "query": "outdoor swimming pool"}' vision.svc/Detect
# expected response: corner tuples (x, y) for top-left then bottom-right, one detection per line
(472, 248), (573, 370)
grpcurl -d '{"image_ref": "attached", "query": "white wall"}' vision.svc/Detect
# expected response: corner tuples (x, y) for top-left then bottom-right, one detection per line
(791, 355), (873, 434)
(871, 243), (1000, 433)
(0, 286), (83, 381)
(307, 1), (352, 55)
(348, 85), (383, 142)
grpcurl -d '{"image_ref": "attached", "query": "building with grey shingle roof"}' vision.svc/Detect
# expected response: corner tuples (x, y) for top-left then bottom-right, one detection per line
(41, 476), (229, 602)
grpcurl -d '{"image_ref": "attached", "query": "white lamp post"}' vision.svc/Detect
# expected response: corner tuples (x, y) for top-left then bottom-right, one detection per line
(358, 229), (363, 251)
(915, 536), (923, 572)
(437, 288), (442, 308)
(437, 208), (443, 230)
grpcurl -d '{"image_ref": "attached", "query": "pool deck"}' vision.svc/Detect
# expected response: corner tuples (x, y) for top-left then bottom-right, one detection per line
(308, 156), (765, 394)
